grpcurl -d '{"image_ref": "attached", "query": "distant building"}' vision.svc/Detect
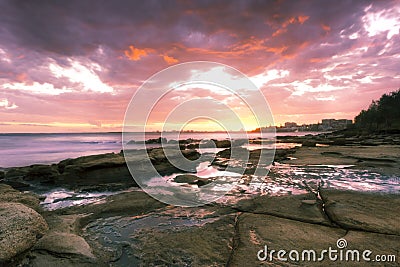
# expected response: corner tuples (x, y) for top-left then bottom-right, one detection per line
(284, 122), (297, 128)
(321, 119), (352, 131)
(252, 118), (353, 133)
(272, 118), (353, 132)
(321, 119), (335, 126)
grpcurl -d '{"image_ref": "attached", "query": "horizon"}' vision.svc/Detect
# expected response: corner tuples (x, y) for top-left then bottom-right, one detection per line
(0, 113), (361, 135)
(0, 118), (346, 135)
(1, 1), (399, 133)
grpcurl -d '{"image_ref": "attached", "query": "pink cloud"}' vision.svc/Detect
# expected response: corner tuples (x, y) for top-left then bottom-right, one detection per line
(0, 1), (399, 132)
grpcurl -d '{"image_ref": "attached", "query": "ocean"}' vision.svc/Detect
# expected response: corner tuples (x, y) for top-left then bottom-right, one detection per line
(0, 131), (310, 168)
(2, 131), (398, 210)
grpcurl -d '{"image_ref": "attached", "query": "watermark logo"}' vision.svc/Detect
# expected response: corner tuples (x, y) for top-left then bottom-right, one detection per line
(257, 238), (397, 263)
(336, 238), (347, 249)
(122, 61), (275, 207)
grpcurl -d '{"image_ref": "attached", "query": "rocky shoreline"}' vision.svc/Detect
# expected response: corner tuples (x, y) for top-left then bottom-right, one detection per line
(0, 133), (399, 266)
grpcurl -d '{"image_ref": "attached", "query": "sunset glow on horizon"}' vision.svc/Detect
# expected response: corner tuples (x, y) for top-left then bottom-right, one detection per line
(1, 1), (399, 133)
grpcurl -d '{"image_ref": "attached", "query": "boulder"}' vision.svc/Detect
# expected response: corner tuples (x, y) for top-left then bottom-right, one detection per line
(185, 143), (199, 149)
(274, 148), (296, 161)
(174, 174), (213, 187)
(216, 147), (249, 159)
(200, 139), (231, 148)
(0, 202), (48, 262)
(34, 232), (95, 259)
(147, 148), (200, 175)
(5, 165), (59, 184)
(57, 153), (136, 188)
(174, 174), (199, 184)
(1, 180), (31, 190)
(145, 137), (167, 144)
(24, 164), (60, 184)
(0, 184), (41, 211)
(4, 167), (29, 180)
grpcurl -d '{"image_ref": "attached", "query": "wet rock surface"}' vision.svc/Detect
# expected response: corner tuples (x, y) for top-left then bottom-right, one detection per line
(69, 189), (397, 266)
(1, 136), (399, 266)
(230, 213), (399, 266)
(2, 148), (201, 192)
(234, 193), (331, 225)
(230, 213), (346, 266)
(2, 185), (399, 266)
(277, 131), (400, 147)
(282, 145), (400, 176)
(320, 189), (400, 235)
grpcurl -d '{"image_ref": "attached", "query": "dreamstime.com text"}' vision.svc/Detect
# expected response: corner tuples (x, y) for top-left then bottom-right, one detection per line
(257, 238), (397, 263)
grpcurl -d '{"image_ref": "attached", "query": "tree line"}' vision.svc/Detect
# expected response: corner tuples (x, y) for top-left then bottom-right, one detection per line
(354, 89), (400, 131)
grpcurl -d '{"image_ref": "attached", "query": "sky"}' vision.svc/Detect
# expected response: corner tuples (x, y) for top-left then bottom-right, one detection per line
(0, 0), (399, 133)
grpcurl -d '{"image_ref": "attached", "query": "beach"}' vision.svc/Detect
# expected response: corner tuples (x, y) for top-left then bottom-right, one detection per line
(0, 132), (399, 266)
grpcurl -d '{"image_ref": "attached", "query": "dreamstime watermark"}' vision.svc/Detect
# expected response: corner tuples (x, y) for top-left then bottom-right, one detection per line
(257, 238), (397, 263)
(122, 61), (276, 207)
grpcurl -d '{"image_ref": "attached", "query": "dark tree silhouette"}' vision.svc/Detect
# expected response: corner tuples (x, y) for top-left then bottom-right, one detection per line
(354, 89), (400, 131)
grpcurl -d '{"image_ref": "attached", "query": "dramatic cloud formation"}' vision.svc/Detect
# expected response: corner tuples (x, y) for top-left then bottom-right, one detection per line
(0, 0), (399, 132)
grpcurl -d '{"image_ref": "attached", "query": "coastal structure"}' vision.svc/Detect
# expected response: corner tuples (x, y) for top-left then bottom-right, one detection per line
(253, 119), (354, 133)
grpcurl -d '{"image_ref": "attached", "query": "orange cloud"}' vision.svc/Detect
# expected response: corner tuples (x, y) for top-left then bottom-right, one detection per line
(232, 37), (266, 52)
(272, 15), (310, 36)
(322, 24), (331, 32)
(309, 58), (325, 63)
(124, 45), (153, 61)
(174, 43), (244, 58)
(163, 55), (179, 64)
(266, 46), (288, 54)
(16, 73), (27, 82)
(298, 15), (309, 24)
(272, 28), (287, 37)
